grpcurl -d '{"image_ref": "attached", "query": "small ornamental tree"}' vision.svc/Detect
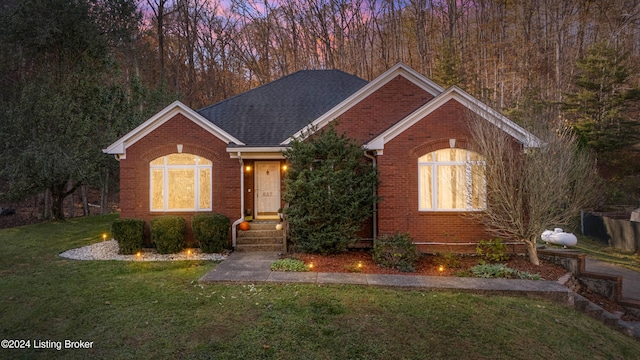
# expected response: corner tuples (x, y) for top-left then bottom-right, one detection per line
(283, 126), (379, 254)
(469, 114), (601, 265)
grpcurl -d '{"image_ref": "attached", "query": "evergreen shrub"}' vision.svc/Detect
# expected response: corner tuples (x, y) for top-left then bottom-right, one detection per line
(371, 233), (419, 272)
(476, 238), (510, 262)
(151, 216), (186, 254)
(112, 218), (145, 255)
(283, 126), (379, 254)
(192, 213), (230, 253)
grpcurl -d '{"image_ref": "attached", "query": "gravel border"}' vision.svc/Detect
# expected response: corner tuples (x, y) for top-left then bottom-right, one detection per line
(59, 239), (227, 261)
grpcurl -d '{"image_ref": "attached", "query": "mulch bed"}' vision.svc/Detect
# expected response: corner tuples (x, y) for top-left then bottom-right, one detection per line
(290, 250), (568, 280)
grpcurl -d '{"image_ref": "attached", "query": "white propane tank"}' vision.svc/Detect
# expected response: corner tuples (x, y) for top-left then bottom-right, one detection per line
(541, 228), (577, 247)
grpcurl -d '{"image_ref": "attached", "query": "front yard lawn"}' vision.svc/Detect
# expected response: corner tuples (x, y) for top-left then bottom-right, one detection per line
(1, 214), (639, 359)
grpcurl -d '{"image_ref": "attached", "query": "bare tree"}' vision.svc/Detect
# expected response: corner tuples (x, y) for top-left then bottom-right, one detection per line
(469, 113), (601, 265)
(146, 0), (178, 82)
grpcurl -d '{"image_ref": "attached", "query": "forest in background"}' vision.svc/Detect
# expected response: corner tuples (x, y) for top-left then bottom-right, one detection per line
(1, 0), (639, 221)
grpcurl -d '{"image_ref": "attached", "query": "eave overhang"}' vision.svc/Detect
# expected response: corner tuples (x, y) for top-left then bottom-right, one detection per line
(102, 100), (244, 159)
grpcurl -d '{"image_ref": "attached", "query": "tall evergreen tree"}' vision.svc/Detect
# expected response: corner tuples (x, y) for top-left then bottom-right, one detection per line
(0, 0), (146, 219)
(563, 43), (640, 154)
(283, 126), (379, 255)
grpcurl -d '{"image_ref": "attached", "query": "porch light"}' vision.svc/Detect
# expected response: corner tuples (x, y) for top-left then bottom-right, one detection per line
(282, 165), (288, 171)
(245, 165), (252, 172)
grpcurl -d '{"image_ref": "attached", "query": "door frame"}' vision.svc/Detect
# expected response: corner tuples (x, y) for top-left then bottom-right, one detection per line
(254, 161), (281, 219)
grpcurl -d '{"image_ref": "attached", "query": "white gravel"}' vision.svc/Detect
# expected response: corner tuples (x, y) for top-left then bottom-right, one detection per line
(59, 239), (227, 261)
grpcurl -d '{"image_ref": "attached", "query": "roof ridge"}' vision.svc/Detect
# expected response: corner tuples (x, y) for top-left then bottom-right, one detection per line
(197, 69), (363, 113)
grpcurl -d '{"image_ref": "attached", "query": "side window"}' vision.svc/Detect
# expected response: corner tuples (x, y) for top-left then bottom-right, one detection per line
(418, 149), (485, 211)
(150, 154), (212, 211)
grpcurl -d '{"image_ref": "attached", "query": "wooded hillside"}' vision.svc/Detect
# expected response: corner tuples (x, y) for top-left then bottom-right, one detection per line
(1, 0), (639, 219)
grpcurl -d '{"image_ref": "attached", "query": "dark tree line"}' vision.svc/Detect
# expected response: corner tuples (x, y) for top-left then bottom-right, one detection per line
(1, 0), (639, 219)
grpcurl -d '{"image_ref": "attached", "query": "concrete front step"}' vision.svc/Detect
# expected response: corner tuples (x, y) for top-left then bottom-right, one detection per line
(235, 243), (284, 252)
(239, 229), (283, 238)
(236, 221), (285, 252)
(244, 221), (281, 231)
(237, 236), (283, 245)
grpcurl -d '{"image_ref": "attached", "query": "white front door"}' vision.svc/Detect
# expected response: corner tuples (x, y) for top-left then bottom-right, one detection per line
(255, 161), (281, 219)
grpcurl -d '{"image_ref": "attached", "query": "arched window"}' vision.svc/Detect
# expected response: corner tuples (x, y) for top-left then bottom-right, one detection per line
(418, 148), (485, 211)
(150, 153), (212, 211)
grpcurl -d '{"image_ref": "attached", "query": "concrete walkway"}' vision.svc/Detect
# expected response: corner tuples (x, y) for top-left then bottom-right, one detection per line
(586, 258), (640, 301)
(199, 251), (572, 303)
(200, 252), (640, 302)
(199, 251), (640, 340)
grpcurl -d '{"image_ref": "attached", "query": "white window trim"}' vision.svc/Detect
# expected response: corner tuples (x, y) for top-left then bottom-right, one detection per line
(418, 149), (486, 212)
(150, 154), (212, 212)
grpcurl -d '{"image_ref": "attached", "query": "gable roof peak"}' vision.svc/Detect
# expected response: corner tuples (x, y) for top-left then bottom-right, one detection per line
(103, 100), (244, 157)
(365, 85), (543, 151)
(282, 63), (445, 144)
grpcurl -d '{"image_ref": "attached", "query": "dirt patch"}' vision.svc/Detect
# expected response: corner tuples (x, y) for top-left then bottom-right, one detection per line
(0, 209), (40, 229)
(0, 189), (117, 229)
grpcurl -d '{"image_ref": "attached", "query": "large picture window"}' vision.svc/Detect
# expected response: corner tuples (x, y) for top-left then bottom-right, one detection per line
(418, 148), (485, 211)
(150, 153), (212, 211)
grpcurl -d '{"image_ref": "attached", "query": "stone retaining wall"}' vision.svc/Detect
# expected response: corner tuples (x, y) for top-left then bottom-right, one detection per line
(538, 248), (622, 301)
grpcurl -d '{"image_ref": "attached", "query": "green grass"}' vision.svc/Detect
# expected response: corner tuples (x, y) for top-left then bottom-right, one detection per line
(572, 235), (640, 272)
(1, 215), (640, 359)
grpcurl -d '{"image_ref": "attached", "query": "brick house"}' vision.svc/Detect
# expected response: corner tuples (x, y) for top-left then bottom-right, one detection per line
(104, 63), (539, 253)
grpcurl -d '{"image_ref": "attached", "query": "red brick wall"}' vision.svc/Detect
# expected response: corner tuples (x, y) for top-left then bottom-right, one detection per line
(375, 99), (493, 253)
(118, 74), (524, 254)
(333, 75), (433, 143)
(335, 83), (515, 253)
(119, 113), (241, 245)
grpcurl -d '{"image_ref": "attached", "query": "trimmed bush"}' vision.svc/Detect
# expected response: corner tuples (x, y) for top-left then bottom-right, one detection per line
(150, 216), (186, 254)
(283, 126), (379, 255)
(476, 238), (510, 262)
(371, 233), (419, 272)
(192, 213), (230, 253)
(112, 218), (145, 255)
